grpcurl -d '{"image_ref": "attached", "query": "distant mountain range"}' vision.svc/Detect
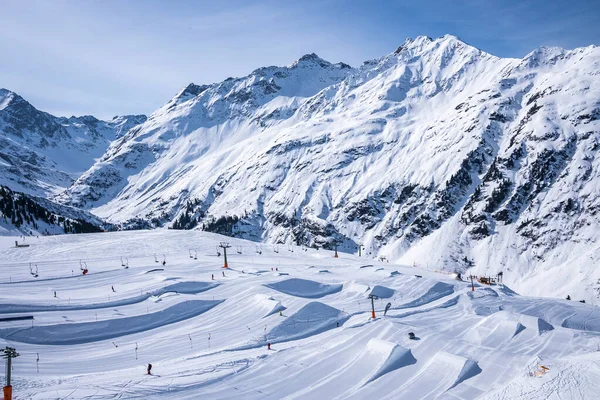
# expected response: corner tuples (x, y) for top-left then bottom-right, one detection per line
(2, 35), (599, 302)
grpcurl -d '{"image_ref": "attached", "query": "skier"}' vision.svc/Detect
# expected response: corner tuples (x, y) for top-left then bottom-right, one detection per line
(82, 268), (88, 275)
(566, 295), (571, 300)
(222, 271), (225, 277)
(211, 274), (214, 280)
(267, 343), (271, 350)
(111, 286), (116, 293)
(147, 363), (152, 375)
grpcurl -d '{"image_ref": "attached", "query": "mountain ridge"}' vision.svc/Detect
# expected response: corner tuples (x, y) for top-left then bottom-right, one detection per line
(0, 87), (147, 196)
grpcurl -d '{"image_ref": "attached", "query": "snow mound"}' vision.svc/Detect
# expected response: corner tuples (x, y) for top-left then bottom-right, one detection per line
(0, 299), (222, 345)
(267, 302), (348, 343)
(399, 352), (481, 397)
(253, 294), (286, 318)
(0, 281), (218, 314)
(537, 318), (554, 334)
(448, 358), (482, 390)
(265, 278), (342, 298)
(345, 281), (371, 294)
(465, 311), (554, 346)
(158, 281), (218, 295)
(398, 282), (454, 309)
(363, 339), (417, 384)
(513, 322), (526, 337)
(369, 285), (395, 299)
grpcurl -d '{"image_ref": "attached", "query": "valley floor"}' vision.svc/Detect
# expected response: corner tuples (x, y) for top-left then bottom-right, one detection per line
(0, 230), (599, 399)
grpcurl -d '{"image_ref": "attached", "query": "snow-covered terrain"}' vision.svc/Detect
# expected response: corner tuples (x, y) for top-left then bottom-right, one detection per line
(0, 230), (599, 399)
(50, 35), (600, 304)
(0, 88), (146, 197)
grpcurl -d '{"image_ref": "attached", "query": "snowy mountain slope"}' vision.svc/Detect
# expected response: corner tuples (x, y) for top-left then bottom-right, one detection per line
(55, 54), (353, 217)
(56, 35), (600, 303)
(0, 88), (146, 196)
(0, 230), (599, 399)
(0, 185), (107, 236)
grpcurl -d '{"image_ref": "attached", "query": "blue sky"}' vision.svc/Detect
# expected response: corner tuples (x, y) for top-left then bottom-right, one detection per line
(1, 0), (599, 119)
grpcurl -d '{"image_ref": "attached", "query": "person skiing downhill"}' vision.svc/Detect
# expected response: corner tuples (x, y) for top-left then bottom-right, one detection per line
(147, 363), (152, 375)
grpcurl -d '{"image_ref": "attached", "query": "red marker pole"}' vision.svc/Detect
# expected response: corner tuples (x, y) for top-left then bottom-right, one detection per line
(368, 295), (377, 318)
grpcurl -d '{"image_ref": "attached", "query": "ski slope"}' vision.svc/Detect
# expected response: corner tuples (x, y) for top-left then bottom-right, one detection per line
(0, 230), (599, 399)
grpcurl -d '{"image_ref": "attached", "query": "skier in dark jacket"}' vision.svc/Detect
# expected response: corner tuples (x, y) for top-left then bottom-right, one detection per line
(147, 363), (152, 375)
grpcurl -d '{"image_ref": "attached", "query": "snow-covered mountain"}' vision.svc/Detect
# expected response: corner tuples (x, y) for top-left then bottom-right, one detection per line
(0, 184), (107, 236)
(18, 35), (600, 303)
(0, 88), (146, 196)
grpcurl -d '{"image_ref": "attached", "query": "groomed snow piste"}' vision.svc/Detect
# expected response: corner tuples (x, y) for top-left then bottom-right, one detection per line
(1, 230), (599, 399)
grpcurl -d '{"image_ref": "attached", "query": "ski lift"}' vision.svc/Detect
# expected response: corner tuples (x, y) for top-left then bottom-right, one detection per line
(236, 246), (242, 255)
(189, 250), (194, 259)
(124, 257), (129, 269)
(288, 245), (294, 253)
(273, 246), (279, 254)
(29, 263), (38, 278)
(154, 253), (159, 263)
(162, 255), (166, 266)
(256, 246), (262, 255)
(193, 250), (198, 260)
(216, 246), (221, 257)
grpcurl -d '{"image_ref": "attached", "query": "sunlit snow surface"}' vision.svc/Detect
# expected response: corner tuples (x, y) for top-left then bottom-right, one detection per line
(1, 230), (599, 399)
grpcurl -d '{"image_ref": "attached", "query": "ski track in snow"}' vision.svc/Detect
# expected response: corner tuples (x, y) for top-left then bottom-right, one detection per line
(0, 230), (599, 399)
